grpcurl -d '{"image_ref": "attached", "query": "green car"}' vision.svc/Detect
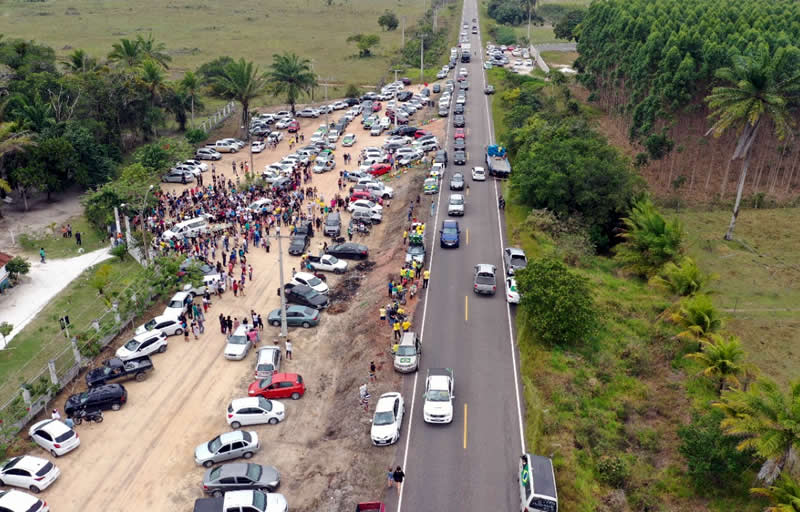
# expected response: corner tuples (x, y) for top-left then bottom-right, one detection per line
(423, 177), (439, 195)
(267, 305), (321, 328)
(363, 116), (377, 129)
(342, 133), (357, 147)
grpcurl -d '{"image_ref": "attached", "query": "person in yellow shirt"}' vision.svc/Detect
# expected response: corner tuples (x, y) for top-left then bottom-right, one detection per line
(392, 320), (401, 340)
(403, 230), (408, 245)
(409, 268), (416, 280)
(401, 319), (411, 332)
(423, 269), (430, 288)
(379, 307), (386, 321)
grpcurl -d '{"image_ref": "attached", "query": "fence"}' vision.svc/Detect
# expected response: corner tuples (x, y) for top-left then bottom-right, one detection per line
(199, 101), (237, 134)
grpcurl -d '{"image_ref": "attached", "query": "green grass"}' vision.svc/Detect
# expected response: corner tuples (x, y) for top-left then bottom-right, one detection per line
(540, 50), (578, 66)
(0, 258), (147, 405)
(17, 215), (108, 259)
(670, 207), (800, 386)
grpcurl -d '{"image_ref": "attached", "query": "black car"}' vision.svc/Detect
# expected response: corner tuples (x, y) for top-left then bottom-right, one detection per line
(453, 150), (467, 165)
(389, 125), (418, 136)
(454, 138), (466, 150)
(64, 384), (127, 417)
(272, 177), (292, 192)
(360, 92), (378, 101)
(85, 356), (153, 387)
(450, 173), (465, 190)
(401, 77), (412, 85)
(287, 235), (310, 256)
(294, 220), (314, 238)
(283, 283), (329, 310)
(453, 115), (465, 128)
(433, 84), (441, 93)
(345, 98), (361, 106)
(397, 91), (413, 102)
(434, 149), (448, 166)
(484, 85), (496, 95)
(327, 243), (369, 260)
(453, 103), (465, 115)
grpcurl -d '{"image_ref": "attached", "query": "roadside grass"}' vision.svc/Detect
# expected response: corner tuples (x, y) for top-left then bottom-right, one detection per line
(0, 259), (147, 405)
(669, 207), (800, 386)
(17, 215), (108, 259)
(540, 50), (578, 67)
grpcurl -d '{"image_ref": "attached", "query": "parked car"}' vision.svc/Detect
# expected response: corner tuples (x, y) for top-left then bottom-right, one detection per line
(163, 291), (193, 317)
(266, 305), (320, 328)
(342, 133), (357, 147)
(327, 243), (368, 260)
(135, 315), (184, 337)
(423, 177), (439, 195)
(253, 346), (282, 379)
(248, 373), (306, 400)
(162, 169), (195, 183)
(287, 234), (310, 256)
(28, 420), (79, 457)
(202, 463), (280, 497)
(473, 264), (497, 295)
(224, 325), (255, 361)
(440, 220), (461, 248)
(370, 392), (405, 446)
(283, 283), (329, 310)
(405, 244), (426, 265)
(505, 277), (520, 304)
(484, 85), (495, 95)
(85, 356), (153, 387)
(291, 272), (329, 294)
(226, 397), (285, 428)
(251, 141), (266, 153)
(297, 108), (319, 118)
(0, 455), (60, 493)
(196, 147), (222, 161)
(287, 120), (300, 133)
(0, 490), (49, 512)
(64, 384), (127, 417)
(503, 247), (528, 275)
(115, 331), (167, 361)
(194, 431), (261, 468)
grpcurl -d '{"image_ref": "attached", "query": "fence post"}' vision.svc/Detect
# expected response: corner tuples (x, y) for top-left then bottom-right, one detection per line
(71, 339), (81, 365)
(47, 360), (58, 386)
(21, 387), (31, 406)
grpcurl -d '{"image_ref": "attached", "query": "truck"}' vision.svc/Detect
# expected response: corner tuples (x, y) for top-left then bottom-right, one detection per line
(423, 368), (455, 424)
(356, 503), (386, 512)
(486, 144), (511, 178)
(304, 254), (348, 274)
(85, 356), (153, 387)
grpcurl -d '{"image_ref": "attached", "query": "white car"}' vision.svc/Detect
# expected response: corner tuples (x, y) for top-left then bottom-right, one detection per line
(28, 419), (80, 457)
(506, 277), (520, 304)
(275, 118), (295, 129)
(183, 159), (209, 172)
(251, 141), (266, 153)
(423, 368), (455, 424)
(371, 392), (405, 446)
(347, 199), (382, 213)
(363, 181), (394, 199)
(224, 325), (254, 361)
(512, 48), (521, 57)
(0, 490), (49, 512)
(0, 455), (60, 493)
(135, 315), (184, 337)
(312, 159), (335, 173)
(471, 166), (486, 181)
(458, 67), (468, 77)
(116, 331), (168, 360)
(267, 131), (283, 143)
(297, 108), (319, 118)
(333, 101), (348, 110)
(196, 147), (222, 161)
(274, 110), (292, 118)
(524, 59), (533, 67)
(222, 138), (246, 150)
(227, 397), (285, 428)
(342, 133), (357, 147)
(223, 490), (287, 512)
(291, 272), (329, 295)
(163, 291), (193, 318)
(448, 194), (465, 216)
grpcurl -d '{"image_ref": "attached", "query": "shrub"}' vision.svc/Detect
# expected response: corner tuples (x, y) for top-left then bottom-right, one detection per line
(596, 455), (630, 488)
(345, 84), (361, 98)
(377, 10), (399, 31)
(670, 293), (723, 343)
(184, 128), (207, 145)
(5, 256), (31, 280)
(516, 258), (597, 345)
(110, 243), (128, 262)
(615, 198), (683, 277)
(494, 26), (517, 46)
(648, 257), (714, 296)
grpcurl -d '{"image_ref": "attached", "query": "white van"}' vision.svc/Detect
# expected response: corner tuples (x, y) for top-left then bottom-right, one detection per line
(161, 217), (210, 240)
(519, 453), (558, 512)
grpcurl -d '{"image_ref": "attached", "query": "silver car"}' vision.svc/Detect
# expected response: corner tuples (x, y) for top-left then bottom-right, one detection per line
(202, 463), (280, 497)
(224, 325), (254, 361)
(473, 264), (497, 295)
(503, 247), (528, 275)
(195, 431), (260, 468)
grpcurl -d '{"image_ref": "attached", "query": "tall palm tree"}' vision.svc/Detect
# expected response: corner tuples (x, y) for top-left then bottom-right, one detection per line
(685, 333), (756, 394)
(669, 293), (723, 344)
(715, 378), (800, 484)
(9, 94), (55, 133)
(211, 59), (267, 139)
(266, 52), (318, 115)
(752, 474), (800, 511)
(63, 49), (98, 73)
(136, 33), (171, 69)
(139, 59), (166, 102)
(108, 38), (142, 68)
(180, 71), (201, 128)
(164, 86), (191, 131)
(705, 50), (800, 241)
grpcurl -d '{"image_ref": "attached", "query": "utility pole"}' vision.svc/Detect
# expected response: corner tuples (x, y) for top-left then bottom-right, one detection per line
(402, 16), (406, 46)
(420, 34), (425, 84)
(323, 77), (332, 131)
(140, 184), (154, 265)
(269, 229), (290, 339)
(393, 69), (402, 129)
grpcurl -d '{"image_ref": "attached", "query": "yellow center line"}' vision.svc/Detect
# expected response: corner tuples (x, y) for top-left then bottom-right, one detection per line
(466, 228), (470, 245)
(465, 295), (469, 322)
(464, 403), (468, 450)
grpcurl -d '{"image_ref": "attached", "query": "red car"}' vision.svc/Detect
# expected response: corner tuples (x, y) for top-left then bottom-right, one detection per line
(372, 102), (382, 112)
(248, 372), (306, 400)
(369, 163), (392, 176)
(351, 189), (383, 204)
(287, 120), (300, 133)
(454, 128), (465, 139)
(507, 45), (516, 51)
(414, 129), (432, 139)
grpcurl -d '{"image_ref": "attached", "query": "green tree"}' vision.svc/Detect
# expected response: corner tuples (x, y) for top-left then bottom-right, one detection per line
(685, 333), (756, 394)
(347, 34), (380, 57)
(648, 257), (715, 296)
(107, 38), (142, 68)
(266, 52), (317, 115)
(136, 33), (171, 69)
(705, 51), (800, 241)
(180, 71), (201, 128)
(0, 321), (12, 347)
(139, 59), (166, 105)
(670, 293), (723, 344)
(553, 8), (584, 42)
(89, 264), (112, 296)
(163, 85), (191, 131)
(515, 258), (596, 345)
(28, 136), (79, 200)
(378, 10), (399, 31)
(63, 49), (98, 73)
(9, 93), (54, 133)
(716, 378), (800, 484)
(614, 198), (683, 277)
(752, 474), (800, 511)
(5, 256), (30, 280)
(211, 58), (267, 140)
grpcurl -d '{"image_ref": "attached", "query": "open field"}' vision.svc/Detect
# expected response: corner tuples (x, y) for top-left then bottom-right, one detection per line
(0, 0), (428, 84)
(540, 50), (578, 66)
(17, 215), (107, 259)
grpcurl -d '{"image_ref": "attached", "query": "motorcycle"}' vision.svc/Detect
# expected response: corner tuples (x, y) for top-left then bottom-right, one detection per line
(498, 197), (506, 210)
(72, 409), (104, 425)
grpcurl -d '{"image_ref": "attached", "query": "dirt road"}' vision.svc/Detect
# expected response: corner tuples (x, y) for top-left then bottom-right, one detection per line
(33, 104), (445, 510)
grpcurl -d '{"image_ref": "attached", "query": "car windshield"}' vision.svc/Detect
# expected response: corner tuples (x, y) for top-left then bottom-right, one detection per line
(246, 463), (263, 481)
(142, 319), (156, 331)
(124, 339), (141, 351)
(257, 396), (272, 411)
(228, 334), (248, 345)
(427, 389), (450, 401)
(1, 457), (19, 470)
(258, 377), (273, 388)
(168, 300), (183, 308)
(306, 276), (322, 287)
(209, 466), (222, 480)
(208, 436), (223, 453)
(253, 491), (267, 509)
(325, 256), (339, 264)
(397, 345), (417, 356)
(450, 197), (464, 205)
(373, 411), (395, 426)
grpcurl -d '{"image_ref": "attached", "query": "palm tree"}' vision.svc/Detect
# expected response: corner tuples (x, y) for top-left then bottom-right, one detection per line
(649, 257), (715, 296)
(715, 378), (800, 484)
(9, 94), (55, 133)
(705, 50), (800, 241)
(614, 197), (683, 277)
(164, 86), (193, 131)
(266, 52), (318, 115)
(752, 474), (800, 511)
(685, 333), (756, 394)
(180, 71), (201, 128)
(139, 59), (166, 101)
(211, 58), (267, 139)
(669, 293), (723, 344)
(136, 33), (171, 69)
(0, 123), (35, 213)
(108, 38), (142, 68)
(63, 49), (98, 73)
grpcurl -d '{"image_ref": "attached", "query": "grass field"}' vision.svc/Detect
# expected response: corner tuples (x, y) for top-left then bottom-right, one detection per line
(17, 215), (107, 259)
(540, 50), (578, 66)
(0, 0), (429, 85)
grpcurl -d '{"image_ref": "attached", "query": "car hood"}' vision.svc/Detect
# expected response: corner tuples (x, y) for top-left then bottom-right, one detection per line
(115, 346), (135, 359)
(134, 325), (147, 335)
(85, 368), (109, 386)
(371, 422), (397, 440)
(194, 443), (213, 462)
(424, 401), (453, 417)
(64, 394), (84, 412)
(258, 466), (281, 487)
(267, 493), (288, 511)
(441, 233), (458, 242)
(224, 343), (248, 357)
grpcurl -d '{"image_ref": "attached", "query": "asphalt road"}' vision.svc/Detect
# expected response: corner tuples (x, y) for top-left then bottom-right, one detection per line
(387, 0), (527, 509)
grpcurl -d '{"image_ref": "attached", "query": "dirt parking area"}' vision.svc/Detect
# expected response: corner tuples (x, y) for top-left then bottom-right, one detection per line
(25, 99), (441, 511)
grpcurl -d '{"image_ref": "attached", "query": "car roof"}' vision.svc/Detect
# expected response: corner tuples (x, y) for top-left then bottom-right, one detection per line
(230, 397), (262, 411)
(442, 220), (459, 228)
(428, 375), (451, 389)
(476, 263), (495, 273)
(0, 489), (40, 507)
(270, 372), (297, 382)
(31, 418), (70, 435)
(170, 291), (190, 300)
(506, 247), (526, 256)
(294, 271), (319, 281)
(219, 431), (248, 444)
(5, 455), (49, 473)
(450, 194), (464, 200)
(376, 392), (401, 412)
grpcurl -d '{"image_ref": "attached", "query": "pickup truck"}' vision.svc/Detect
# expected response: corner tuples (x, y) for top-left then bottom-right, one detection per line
(85, 356), (153, 387)
(356, 503), (386, 512)
(486, 144), (511, 178)
(304, 254), (348, 274)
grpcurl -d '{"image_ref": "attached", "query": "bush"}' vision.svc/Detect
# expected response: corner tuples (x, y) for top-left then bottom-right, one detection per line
(185, 128), (207, 145)
(596, 455), (630, 488)
(649, 257), (714, 296)
(378, 10), (399, 31)
(345, 84), (361, 98)
(5, 256), (31, 280)
(678, 409), (752, 492)
(487, 0), (526, 25)
(494, 26), (517, 45)
(615, 198), (683, 277)
(516, 258), (597, 345)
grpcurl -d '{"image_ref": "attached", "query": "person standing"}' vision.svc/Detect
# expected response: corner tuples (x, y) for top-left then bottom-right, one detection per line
(403, 230), (408, 245)
(196, 315), (205, 334)
(387, 467), (394, 488)
(401, 318), (411, 333)
(191, 321), (200, 340)
(423, 269), (430, 289)
(40, 247), (46, 263)
(219, 313), (226, 334)
(392, 320), (401, 340)
(51, 409), (61, 420)
(392, 466), (405, 490)
(184, 327), (190, 343)
(369, 361), (376, 381)
(75, 232), (82, 246)
(285, 339), (293, 360)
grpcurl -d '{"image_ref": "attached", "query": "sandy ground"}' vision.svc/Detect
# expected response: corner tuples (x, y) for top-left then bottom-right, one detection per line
(24, 100), (445, 511)
(0, 246), (112, 346)
(0, 191), (85, 251)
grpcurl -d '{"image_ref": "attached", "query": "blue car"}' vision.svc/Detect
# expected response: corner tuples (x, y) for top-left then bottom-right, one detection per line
(440, 220), (460, 248)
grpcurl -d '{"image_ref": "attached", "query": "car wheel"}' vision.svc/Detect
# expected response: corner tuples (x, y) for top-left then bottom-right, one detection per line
(243, 451), (254, 460)
(203, 460), (214, 468)
(291, 392), (301, 400)
(268, 417), (279, 425)
(212, 490), (224, 498)
(174, 328), (183, 336)
(158, 344), (167, 353)
(112, 403), (121, 411)
(50, 449), (58, 457)
(231, 421), (241, 429)
(29, 485), (41, 493)
(271, 320), (280, 327)
(302, 321), (311, 328)
(135, 372), (146, 382)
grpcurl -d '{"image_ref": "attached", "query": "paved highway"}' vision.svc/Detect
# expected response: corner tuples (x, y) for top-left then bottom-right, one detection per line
(388, 0), (527, 509)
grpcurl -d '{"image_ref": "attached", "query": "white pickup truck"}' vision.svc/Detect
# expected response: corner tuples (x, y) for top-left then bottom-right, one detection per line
(305, 254), (348, 274)
(423, 368), (455, 424)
